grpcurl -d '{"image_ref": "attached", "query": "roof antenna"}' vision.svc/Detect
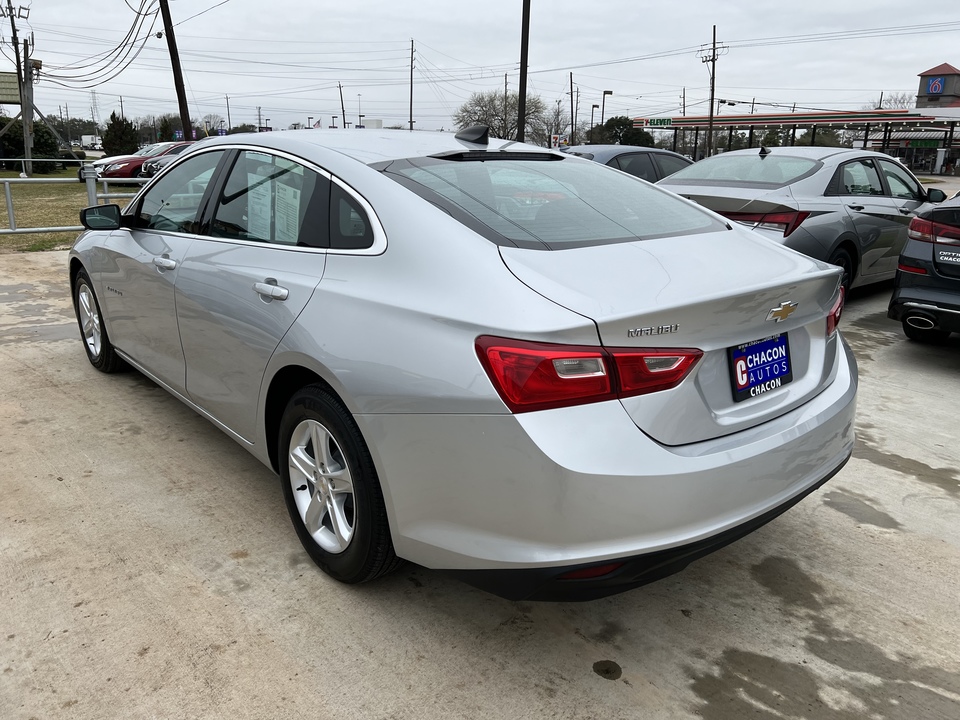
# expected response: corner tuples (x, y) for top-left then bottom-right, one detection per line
(455, 125), (489, 146)
(759, 146), (771, 158)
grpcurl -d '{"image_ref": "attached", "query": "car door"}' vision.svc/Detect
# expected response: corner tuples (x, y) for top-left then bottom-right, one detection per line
(878, 158), (929, 274)
(609, 152), (658, 182)
(651, 153), (693, 180)
(834, 158), (903, 278)
(97, 150), (227, 391)
(174, 149), (332, 442)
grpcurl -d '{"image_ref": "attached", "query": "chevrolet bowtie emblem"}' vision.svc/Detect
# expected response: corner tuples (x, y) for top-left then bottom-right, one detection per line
(766, 301), (798, 323)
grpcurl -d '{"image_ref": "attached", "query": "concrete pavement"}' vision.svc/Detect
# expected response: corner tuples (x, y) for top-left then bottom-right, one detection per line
(1, 251), (958, 719)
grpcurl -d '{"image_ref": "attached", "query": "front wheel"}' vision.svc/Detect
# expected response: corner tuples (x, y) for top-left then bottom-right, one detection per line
(279, 385), (401, 584)
(73, 269), (126, 373)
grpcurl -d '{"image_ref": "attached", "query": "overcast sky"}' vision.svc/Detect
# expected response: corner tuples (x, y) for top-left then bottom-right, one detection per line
(10, 0), (960, 132)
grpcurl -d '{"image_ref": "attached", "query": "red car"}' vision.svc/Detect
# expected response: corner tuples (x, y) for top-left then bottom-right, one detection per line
(90, 142), (193, 179)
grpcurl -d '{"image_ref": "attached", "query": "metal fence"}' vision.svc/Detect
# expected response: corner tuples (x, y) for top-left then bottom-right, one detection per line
(0, 159), (146, 235)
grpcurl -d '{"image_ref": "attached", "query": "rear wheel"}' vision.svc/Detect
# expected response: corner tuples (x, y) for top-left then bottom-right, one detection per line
(279, 385), (401, 584)
(828, 247), (854, 294)
(902, 320), (950, 344)
(73, 269), (125, 373)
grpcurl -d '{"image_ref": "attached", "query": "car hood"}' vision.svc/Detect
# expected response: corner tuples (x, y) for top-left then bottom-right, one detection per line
(93, 154), (140, 167)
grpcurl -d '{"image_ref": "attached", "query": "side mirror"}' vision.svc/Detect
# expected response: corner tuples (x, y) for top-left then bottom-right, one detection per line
(80, 204), (121, 231)
(927, 188), (947, 203)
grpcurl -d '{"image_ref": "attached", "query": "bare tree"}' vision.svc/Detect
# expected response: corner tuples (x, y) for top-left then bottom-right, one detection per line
(529, 99), (570, 147)
(863, 92), (915, 110)
(202, 113), (226, 134)
(453, 90), (548, 142)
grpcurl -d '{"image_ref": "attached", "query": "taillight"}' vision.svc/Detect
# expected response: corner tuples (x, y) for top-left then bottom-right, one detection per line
(908, 216), (960, 244)
(827, 287), (845, 336)
(612, 349), (703, 397)
(721, 210), (810, 237)
(476, 336), (702, 413)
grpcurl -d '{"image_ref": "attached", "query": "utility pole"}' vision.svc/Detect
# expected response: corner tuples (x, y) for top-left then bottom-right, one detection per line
(575, 87), (579, 143)
(257, 106), (262, 129)
(5, 0), (22, 89)
(158, 0), (192, 140)
(682, 87), (686, 116)
(119, 96), (124, 119)
(516, 0), (530, 142)
(408, 39), (414, 131)
(225, 95), (232, 130)
(338, 83), (346, 129)
(698, 25), (726, 158)
(22, 39), (32, 174)
(569, 72), (575, 146)
(504, 73), (508, 137)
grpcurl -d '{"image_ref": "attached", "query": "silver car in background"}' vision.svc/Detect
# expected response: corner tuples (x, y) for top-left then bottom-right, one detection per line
(69, 127), (856, 600)
(564, 144), (693, 182)
(659, 146), (948, 291)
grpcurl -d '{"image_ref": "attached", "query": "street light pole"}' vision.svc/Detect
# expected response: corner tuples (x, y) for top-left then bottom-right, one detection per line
(590, 104), (599, 143)
(600, 90), (612, 136)
(357, 94), (361, 128)
(516, 0), (531, 142)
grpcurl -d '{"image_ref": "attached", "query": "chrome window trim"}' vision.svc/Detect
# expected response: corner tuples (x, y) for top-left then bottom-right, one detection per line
(125, 143), (387, 256)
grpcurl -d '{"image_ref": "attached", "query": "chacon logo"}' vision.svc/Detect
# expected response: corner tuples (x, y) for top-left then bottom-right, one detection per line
(928, 77), (945, 95)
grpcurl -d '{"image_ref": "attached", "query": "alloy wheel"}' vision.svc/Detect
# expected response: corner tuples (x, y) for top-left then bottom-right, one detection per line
(288, 419), (356, 554)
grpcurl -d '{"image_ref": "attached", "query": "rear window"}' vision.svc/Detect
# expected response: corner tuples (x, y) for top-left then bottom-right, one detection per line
(383, 155), (727, 249)
(662, 154), (821, 188)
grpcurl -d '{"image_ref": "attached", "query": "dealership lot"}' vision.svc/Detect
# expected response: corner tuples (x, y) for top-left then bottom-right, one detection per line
(1, 247), (958, 718)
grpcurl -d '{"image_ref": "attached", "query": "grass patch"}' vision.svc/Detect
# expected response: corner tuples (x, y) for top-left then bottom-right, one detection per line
(0, 168), (136, 253)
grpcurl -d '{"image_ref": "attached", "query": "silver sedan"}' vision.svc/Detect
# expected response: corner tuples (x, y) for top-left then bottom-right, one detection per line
(69, 127), (856, 600)
(659, 145), (948, 291)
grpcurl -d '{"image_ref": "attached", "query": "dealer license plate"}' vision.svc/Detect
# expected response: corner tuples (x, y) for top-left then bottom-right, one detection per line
(728, 333), (793, 403)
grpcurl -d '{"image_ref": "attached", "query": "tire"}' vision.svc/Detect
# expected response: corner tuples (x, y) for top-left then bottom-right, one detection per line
(902, 320), (949, 344)
(279, 385), (401, 584)
(73, 269), (126, 373)
(828, 247), (854, 294)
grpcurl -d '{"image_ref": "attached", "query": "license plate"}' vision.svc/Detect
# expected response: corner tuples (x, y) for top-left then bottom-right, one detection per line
(728, 333), (793, 403)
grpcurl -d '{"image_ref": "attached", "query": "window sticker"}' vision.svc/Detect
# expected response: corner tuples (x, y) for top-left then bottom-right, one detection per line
(275, 181), (302, 244)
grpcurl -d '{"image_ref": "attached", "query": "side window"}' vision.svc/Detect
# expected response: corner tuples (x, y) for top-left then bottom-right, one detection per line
(135, 151), (223, 233)
(330, 181), (374, 250)
(839, 160), (885, 196)
(653, 154), (692, 179)
(210, 150), (330, 247)
(612, 153), (656, 182)
(878, 159), (923, 201)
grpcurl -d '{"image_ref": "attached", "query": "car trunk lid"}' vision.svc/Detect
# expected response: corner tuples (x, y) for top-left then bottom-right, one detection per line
(500, 227), (844, 445)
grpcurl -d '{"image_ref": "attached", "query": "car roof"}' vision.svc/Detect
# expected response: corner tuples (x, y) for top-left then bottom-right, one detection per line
(715, 146), (890, 163)
(565, 145), (687, 163)
(193, 128), (557, 165)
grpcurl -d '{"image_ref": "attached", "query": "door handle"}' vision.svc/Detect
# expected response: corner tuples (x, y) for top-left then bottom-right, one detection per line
(253, 281), (289, 301)
(898, 208), (912, 215)
(847, 204), (864, 211)
(153, 256), (177, 271)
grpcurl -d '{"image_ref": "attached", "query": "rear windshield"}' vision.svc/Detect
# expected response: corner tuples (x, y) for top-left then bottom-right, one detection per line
(661, 154), (821, 188)
(382, 155), (727, 249)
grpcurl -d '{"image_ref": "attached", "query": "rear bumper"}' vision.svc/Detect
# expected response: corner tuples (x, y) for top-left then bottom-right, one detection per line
(888, 277), (960, 333)
(448, 455), (848, 601)
(358, 337), (856, 597)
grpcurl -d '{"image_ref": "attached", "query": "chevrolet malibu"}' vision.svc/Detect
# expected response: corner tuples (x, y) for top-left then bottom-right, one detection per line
(69, 127), (857, 600)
